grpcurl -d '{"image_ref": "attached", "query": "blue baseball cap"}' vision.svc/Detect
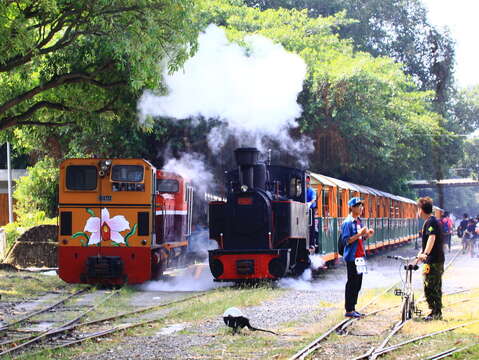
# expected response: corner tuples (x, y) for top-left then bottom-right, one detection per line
(348, 197), (363, 207)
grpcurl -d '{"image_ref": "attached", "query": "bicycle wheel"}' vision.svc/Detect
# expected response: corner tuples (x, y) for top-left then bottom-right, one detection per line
(409, 294), (415, 319)
(401, 295), (410, 322)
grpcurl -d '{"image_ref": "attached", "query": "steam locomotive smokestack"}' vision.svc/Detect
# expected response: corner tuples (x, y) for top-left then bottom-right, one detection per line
(234, 148), (259, 189)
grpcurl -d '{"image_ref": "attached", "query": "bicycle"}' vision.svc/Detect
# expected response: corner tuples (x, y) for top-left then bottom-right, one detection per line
(387, 255), (422, 322)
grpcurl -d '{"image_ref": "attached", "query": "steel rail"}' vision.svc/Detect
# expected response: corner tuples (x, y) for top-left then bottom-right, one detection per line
(341, 249), (462, 335)
(45, 318), (159, 351)
(0, 287), (90, 332)
(0, 289), (118, 357)
(368, 320), (408, 360)
(289, 281), (400, 360)
(291, 248), (463, 360)
(371, 319), (479, 358)
(28, 292), (210, 356)
(352, 295), (479, 360)
(423, 344), (475, 360)
(3, 292), (209, 358)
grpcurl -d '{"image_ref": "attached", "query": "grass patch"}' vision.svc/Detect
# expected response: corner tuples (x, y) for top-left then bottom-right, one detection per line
(0, 270), (68, 300)
(12, 284), (286, 359)
(167, 285), (285, 323)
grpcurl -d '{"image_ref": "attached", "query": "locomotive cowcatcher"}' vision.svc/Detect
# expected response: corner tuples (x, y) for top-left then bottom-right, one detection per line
(208, 148), (311, 281)
(57, 158), (193, 285)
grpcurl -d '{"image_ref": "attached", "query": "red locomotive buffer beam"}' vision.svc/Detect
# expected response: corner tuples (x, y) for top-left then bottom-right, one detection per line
(209, 249), (290, 281)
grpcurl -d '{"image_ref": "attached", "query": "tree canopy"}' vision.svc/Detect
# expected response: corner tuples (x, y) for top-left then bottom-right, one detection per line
(0, 0), (200, 132)
(1, 0), (476, 210)
(195, 0), (451, 192)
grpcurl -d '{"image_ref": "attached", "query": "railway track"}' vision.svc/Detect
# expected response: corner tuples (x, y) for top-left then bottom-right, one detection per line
(0, 288), (208, 358)
(0, 291), (207, 357)
(289, 248), (471, 360)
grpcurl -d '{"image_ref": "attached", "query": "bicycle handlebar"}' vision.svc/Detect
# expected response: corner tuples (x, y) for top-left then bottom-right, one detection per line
(387, 255), (415, 261)
(387, 255), (419, 270)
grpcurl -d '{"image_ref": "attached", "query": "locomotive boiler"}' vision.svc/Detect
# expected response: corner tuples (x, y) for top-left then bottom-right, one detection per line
(208, 148), (312, 281)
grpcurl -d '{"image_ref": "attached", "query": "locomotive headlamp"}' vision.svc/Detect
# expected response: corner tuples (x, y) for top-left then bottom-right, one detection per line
(100, 160), (112, 171)
(99, 159), (112, 177)
(240, 185), (248, 192)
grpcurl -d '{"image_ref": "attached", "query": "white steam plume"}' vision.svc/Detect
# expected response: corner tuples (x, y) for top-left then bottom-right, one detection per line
(138, 24), (312, 157)
(139, 264), (228, 292)
(162, 153), (214, 196)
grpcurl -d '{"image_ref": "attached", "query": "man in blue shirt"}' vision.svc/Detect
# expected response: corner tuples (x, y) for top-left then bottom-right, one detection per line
(341, 197), (374, 318)
(306, 176), (318, 253)
(306, 176), (317, 209)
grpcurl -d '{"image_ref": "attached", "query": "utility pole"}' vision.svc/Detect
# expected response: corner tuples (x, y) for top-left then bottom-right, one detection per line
(7, 142), (13, 223)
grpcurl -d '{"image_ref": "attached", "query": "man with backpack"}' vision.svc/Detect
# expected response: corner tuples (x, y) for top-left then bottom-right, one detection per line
(341, 197), (375, 318)
(440, 211), (453, 252)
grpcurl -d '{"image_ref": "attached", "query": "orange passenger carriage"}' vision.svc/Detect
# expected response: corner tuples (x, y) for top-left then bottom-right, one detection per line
(57, 159), (193, 285)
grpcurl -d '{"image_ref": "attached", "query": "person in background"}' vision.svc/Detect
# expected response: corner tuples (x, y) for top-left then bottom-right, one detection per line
(440, 211), (453, 252)
(415, 197), (445, 321)
(341, 197), (374, 318)
(458, 213), (468, 250)
(464, 218), (477, 257)
(306, 176), (318, 253)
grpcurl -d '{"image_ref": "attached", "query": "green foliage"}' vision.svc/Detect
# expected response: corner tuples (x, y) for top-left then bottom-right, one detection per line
(195, 0), (449, 193)
(2, 221), (23, 251)
(242, 0), (455, 92)
(13, 157), (59, 220)
(0, 0), (201, 132)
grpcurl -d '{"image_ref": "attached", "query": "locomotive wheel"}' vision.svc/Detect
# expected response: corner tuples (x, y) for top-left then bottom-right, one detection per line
(151, 249), (168, 280)
(293, 252), (311, 276)
(151, 261), (166, 280)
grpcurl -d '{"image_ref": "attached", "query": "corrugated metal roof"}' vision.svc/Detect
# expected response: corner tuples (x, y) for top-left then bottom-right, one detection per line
(308, 171), (417, 204)
(308, 172), (337, 187)
(321, 175), (362, 192)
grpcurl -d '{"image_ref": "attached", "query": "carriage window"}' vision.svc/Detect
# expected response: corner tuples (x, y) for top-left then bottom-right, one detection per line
(289, 177), (302, 197)
(322, 189), (330, 217)
(66, 166), (97, 190)
(111, 165), (144, 182)
(338, 190), (343, 216)
(157, 179), (179, 193)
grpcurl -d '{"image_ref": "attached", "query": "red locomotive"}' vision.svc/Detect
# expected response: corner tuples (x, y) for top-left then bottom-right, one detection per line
(57, 158), (193, 285)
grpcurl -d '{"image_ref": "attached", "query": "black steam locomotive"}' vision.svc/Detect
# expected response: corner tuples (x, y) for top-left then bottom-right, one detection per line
(208, 148), (312, 281)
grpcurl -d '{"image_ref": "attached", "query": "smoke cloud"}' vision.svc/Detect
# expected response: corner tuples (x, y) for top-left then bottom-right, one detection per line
(139, 263), (229, 292)
(187, 229), (218, 260)
(162, 152), (214, 196)
(138, 24), (312, 158)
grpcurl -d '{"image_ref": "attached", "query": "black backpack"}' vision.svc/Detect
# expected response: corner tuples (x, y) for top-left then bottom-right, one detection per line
(338, 232), (345, 256)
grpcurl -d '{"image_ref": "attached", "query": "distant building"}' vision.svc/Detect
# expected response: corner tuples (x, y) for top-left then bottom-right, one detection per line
(0, 169), (27, 226)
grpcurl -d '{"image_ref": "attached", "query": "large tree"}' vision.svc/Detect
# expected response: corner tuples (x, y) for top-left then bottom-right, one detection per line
(0, 0), (200, 132)
(195, 0), (447, 193)
(242, 0), (455, 90)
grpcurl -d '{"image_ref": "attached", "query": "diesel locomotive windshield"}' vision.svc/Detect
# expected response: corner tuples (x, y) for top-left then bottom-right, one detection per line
(111, 165), (144, 182)
(157, 179), (179, 193)
(66, 165), (97, 190)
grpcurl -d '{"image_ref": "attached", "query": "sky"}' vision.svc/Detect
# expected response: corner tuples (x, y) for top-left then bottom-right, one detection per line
(422, 0), (479, 88)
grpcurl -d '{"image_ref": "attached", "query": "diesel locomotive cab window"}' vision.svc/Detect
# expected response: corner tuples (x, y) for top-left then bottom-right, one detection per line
(111, 165), (144, 182)
(157, 179), (179, 193)
(66, 166), (97, 190)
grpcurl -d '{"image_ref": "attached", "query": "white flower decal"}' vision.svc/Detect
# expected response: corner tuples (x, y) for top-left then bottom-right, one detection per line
(84, 208), (130, 245)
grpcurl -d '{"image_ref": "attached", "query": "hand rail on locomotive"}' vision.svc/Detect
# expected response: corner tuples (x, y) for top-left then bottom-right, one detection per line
(387, 255), (422, 321)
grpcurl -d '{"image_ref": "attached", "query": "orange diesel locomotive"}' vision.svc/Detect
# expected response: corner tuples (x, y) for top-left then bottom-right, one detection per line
(57, 159), (192, 285)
